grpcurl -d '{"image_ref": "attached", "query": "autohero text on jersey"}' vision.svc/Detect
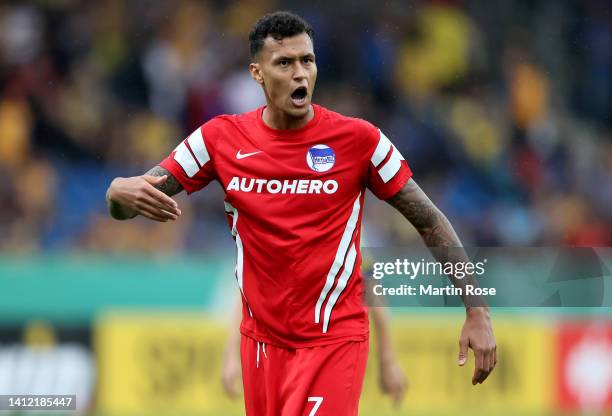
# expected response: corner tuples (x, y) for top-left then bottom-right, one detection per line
(226, 177), (339, 194)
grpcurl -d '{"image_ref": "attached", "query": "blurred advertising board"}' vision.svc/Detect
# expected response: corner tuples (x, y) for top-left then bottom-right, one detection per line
(361, 314), (554, 415)
(95, 313), (556, 415)
(0, 322), (95, 412)
(556, 321), (612, 412)
(95, 313), (243, 414)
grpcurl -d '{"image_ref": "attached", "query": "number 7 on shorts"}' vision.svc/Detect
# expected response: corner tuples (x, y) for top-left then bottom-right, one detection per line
(307, 396), (323, 415)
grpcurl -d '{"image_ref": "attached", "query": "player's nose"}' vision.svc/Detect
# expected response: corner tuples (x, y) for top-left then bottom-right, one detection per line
(293, 63), (307, 81)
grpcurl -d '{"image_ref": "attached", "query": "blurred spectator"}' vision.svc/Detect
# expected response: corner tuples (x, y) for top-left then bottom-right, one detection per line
(0, 0), (610, 254)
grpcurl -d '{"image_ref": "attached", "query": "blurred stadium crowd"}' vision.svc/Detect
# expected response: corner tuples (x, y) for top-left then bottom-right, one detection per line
(1, 0), (611, 253)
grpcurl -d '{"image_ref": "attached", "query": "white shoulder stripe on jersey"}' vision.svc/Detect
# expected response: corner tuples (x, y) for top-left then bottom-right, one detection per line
(371, 129), (392, 167)
(186, 128), (210, 167)
(322, 242), (358, 333)
(378, 147), (404, 183)
(314, 192), (361, 325)
(173, 141), (199, 177)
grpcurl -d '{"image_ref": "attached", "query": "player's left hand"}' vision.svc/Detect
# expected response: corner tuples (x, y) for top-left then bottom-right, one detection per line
(379, 360), (407, 407)
(458, 307), (496, 385)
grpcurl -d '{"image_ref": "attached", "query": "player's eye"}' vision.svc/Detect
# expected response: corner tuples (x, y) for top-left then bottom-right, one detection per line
(303, 56), (314, 64)
(279, 59), (289, 67)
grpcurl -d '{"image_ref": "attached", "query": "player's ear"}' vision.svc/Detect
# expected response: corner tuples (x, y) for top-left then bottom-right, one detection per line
(249, 63), (264, 84)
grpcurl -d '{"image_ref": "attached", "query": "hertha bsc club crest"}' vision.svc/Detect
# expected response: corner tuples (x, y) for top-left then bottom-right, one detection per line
(306, 144), (336, 172)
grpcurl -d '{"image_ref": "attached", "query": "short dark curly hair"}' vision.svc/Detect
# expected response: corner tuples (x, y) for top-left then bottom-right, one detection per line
(249, 11), (314, 59)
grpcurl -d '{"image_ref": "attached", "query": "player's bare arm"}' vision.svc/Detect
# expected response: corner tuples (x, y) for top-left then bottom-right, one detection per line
(221, 299), (244, 399)
(106, 166), (183, 222)
(386, 178), (497, 385)
(368, 304), (407, 407)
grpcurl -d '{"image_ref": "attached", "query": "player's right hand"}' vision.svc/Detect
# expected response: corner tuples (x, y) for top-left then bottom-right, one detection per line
(107, 175), (181, 222)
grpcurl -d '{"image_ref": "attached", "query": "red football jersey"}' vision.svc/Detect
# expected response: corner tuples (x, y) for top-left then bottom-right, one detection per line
(159, 104), (412, 348)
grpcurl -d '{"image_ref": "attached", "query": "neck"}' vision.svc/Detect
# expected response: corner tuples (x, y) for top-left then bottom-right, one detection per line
(263, 105), (314, 130)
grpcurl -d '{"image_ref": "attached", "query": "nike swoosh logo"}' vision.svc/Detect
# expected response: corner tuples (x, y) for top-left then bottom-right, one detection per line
(236, 150), (263, 159)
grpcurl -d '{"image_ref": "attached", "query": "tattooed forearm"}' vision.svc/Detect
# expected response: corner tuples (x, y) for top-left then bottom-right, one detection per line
(386, 179), (485, 307)
(386, 179), (461, 248)
(144, 166), (183, 196)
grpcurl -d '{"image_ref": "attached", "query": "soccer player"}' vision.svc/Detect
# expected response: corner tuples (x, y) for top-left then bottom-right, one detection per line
(106, 11), (496, 416)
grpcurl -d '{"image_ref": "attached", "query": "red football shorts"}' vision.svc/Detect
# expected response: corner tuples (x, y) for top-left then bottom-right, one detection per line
(240, 335), (369, 416)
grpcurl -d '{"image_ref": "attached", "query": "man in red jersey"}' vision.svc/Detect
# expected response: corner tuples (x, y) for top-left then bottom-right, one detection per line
(106, 11), (496, 416)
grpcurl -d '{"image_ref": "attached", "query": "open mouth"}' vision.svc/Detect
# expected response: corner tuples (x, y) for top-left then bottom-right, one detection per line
(290, 86), (308, 106)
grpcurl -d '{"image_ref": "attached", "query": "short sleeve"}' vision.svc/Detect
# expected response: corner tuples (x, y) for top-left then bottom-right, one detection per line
(365, 127), (412, 200)
(159, 125), (216, 194)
